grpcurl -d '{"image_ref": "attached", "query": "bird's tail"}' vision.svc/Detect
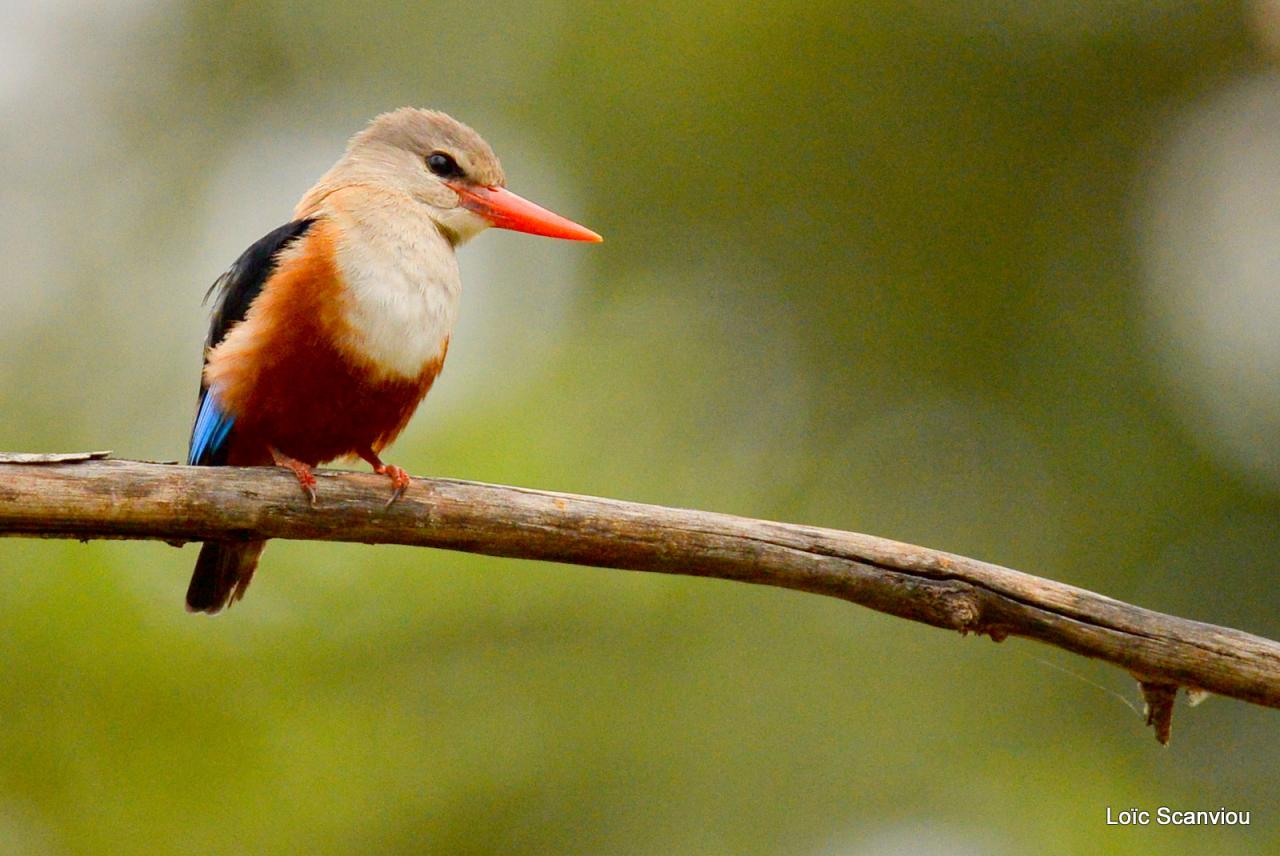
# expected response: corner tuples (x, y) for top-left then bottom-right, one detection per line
(186, 541), (266, 614)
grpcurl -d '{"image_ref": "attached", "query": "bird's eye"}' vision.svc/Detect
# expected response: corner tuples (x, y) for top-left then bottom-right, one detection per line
(427, 152), (463, 179)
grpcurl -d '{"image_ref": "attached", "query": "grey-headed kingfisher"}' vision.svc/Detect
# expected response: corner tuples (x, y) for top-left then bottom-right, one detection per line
(186, 108), (600, 613)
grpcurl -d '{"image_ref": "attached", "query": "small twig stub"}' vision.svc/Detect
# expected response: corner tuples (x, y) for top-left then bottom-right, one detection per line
(1140, 682), (1179, 746)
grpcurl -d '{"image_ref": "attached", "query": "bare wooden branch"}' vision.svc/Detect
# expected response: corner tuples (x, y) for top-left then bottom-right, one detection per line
(3, 456), (1279, 742)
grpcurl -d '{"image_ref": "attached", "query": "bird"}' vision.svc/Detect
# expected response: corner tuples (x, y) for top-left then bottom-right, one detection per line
(185, 107), (601, 614)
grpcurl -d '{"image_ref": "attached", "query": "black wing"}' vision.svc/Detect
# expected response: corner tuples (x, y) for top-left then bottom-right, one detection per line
(188, 218), (315, 466)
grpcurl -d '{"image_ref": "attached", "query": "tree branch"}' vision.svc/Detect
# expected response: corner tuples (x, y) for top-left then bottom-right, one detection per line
(2, 455), (1278, 743)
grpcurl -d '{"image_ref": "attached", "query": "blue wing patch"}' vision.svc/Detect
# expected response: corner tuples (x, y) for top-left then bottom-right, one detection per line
(188, 385), (235, 466)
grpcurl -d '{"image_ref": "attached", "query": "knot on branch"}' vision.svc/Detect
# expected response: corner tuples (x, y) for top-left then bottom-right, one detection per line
(906, 580), (984, 634)
(942, 588), (983, 633)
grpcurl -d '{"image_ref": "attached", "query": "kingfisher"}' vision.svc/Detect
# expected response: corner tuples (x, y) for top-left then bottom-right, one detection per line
(185, 108), (601, 614)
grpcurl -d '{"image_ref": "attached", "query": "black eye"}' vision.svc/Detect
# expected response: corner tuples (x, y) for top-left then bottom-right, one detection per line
(427, 152), (463, 179)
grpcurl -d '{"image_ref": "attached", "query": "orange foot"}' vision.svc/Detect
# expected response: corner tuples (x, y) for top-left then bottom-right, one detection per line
(270, 447), (317, 506)
(358, 449), (411, 507)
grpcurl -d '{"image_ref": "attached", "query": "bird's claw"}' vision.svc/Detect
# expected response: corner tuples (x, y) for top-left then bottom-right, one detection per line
(291, 469), (318, 507)
(358, 449), (411, 508)
(380, 464), (411, 507)
(271, 447), (318, 507)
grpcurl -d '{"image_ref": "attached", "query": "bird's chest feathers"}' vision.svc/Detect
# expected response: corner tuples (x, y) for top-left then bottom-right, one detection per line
(332, 210), (459, 379)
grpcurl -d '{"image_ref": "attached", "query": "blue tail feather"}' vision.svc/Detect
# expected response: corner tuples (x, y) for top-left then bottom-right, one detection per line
(189, 386), (235, 466)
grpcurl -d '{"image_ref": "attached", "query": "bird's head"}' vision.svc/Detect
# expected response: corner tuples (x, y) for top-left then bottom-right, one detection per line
(324, 107), (601, 246)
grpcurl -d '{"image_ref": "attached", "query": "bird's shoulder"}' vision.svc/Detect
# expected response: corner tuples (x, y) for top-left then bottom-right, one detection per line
(204, 218), (318, 352)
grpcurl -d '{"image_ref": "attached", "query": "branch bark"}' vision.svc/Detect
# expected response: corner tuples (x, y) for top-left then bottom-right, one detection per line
(2, 456), (1278, 742)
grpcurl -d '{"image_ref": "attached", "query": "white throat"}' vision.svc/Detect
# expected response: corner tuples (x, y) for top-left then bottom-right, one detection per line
(330, 198), (462, 378)
(434, 205), (492, 246)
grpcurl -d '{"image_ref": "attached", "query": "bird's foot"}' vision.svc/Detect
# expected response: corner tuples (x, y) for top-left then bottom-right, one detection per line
(358, 449), (411, 507)
(270, 447), (317, 506)
(377, 464), (411, 507)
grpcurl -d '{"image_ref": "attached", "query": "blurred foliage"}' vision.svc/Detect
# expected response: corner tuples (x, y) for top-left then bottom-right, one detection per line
(0, 1), (1277, 853)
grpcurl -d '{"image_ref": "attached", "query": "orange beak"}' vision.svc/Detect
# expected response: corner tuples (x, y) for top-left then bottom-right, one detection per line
(449, 183), (602, 243)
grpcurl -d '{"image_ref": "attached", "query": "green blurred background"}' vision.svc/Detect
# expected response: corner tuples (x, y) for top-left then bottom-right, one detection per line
(1, 1), (1279, 853)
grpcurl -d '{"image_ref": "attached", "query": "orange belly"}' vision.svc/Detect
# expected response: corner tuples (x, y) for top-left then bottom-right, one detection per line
(204, 219), (446, 466)
(230, 338), (442, 466)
